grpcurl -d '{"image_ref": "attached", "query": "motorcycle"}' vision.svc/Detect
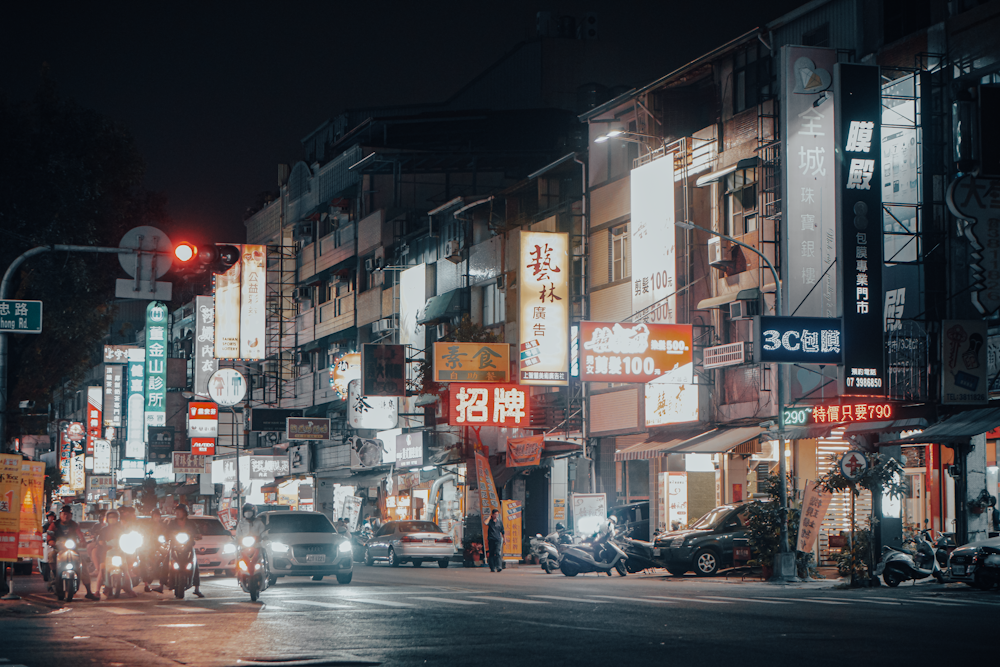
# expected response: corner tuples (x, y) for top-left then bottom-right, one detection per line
(236, 535), (269, 602)
(168, 531), (197, 599)
(875, 529), (943, 587)
(120, 530), (144, 589)
(616, 526), (662, 573)
(52, 536), (82, 602)
(558, 530), (628, 577)
(141, 532), (169, 591)
(531, 531), (563, 573)
(103, 539), (127, 598)
(933, 531), (957, 569)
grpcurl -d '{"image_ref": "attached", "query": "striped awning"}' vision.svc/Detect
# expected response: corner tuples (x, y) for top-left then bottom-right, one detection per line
(614, 426), (763, 461)
(881, 408), (1000, 445)
(614, 437), (690, 462)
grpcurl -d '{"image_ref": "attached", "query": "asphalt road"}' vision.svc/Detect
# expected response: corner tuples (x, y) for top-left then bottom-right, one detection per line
(2, 564), (998, 667)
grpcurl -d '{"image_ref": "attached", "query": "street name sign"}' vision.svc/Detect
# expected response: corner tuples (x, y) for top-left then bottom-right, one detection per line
(0, 300), (42, 333)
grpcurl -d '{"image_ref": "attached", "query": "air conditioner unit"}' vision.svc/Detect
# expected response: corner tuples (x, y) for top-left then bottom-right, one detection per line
(371, 318), (395, 333)
(364, 258), (374, 272)
(708, 236), (731, 267)
(293, 221), (314, 243)
(445, 240), (462, 263)
(293, 286), (314, 302)
(729, 299), (759, 320)
(375, 256), (384, 269)
(435, 323), (449, 339)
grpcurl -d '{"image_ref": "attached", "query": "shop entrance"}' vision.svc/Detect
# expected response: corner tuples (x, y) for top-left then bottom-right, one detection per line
(523, 469), (550, 538)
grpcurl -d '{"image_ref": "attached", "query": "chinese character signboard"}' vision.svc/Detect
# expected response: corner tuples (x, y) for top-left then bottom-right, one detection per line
(645, 382), (699, 426)
(782, 401), (896, 426)
(570, 492), (607, 533)
(796, 481), (834, 553)
(580, 322), (692, 383)
(630, 156), (676, 324)
(240, 245), (266, 359)
(103, 345), (133, 364)
(86, 386), (102, 457)
(286, 417), (330, 441)
(448, 383), (528, 427)
(752, 316), (843, 364)
(0, 454), (23, 561)
(506, 435), (543, 467)
(61, 422), (86, 485)
(172, 452), (207, 475)
(501, 499), (522, 560)
(941, 320), (988, 404)
(103, 363), (123, 427)
(433, 342), (510, 382)
(0, 300), (42, 333)
(835, 63), (885, 395)
(347, 379), (398, 430)
(125, 347), (146, 458)
(214, 246), (241, 358)
(194, 296), (219, 395)
(145, 301), (168, 430)
(93, 439), (112, 474)
(148, 426), (175, 463)
(782, 46), (838, 319)
(188, 402), (219, 438)
(18, 459), (45, 559)
(518, 231), (569, 385)
(249, 455), (289, 480)
(395, 431), (425, 468)
(947, 175), (1000, 315)
(330, 352), (361, 400)
(361, 344), (406, 396)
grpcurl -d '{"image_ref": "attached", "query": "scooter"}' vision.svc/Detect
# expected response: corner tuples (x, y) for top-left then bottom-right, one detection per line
(120, 530), (144, 589)
(168, 531), (197, 599)
(236, 535), (269, 602)
(103, 541), (127, 598)
(531, 523), (572, 573)
(558, 533), (628, 577)
(616, 527), (662, 573)
(52, 535), (82, 602)
(875, 529), (943, 587)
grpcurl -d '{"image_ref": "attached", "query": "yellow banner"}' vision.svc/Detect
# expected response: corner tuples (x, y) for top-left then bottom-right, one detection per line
(501, 499), (522, 559)
(0, 453), (23, 561)
(18, 460), (44, 559)
(433, 342), (510, 383)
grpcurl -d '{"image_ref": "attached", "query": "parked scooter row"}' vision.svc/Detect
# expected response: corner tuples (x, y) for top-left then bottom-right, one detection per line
(531, 519), (629, 577)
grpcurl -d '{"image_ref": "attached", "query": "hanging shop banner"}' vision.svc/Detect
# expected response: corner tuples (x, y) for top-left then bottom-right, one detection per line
(941, 320), (989, 404)
(86, 385), (102, 458)
(103, 363), (123, 427)
(645, 381), (699, 426)
(433, 342), (510, 383)
(18, 459), (44, 559)
(580, 322), (692, 383)
(506, 435), (543, 467)
(172, 452), (207, 475)
(395, 431), (425, 469)
(361, 344), (406, 397)
(286, 417), (330, 441)
(501, 499), (522, 560)
(60, 421), (85, 484)
(752, 316), (843, 365)
(148, 426), (176, 463)
(342, 496), (363, 531)
(835, 62), (885, 395)
(250, 408), (303, 432)
(630, 155), (676, 324)
(240, 244), (266, 360)
(347, 379), (398, 430)
(214, 245), (242, 358)
(782, 46), (839, 319)
(69, 453), (86, 491)
(330, 352), (361, 400)
(188, 402), (219, 438)
(518, 230), (569, 386)
(93, 439), (112, 475)
(289, 443), (312, 475)
(250, 455), (289, 480)
(126, 347), (146, 458)
(194, 295), (219, 396)
(570, 493), (607, 535)
(349, 436), (387, 470)
(144, 301), (168, 431)
(796, 480), (835, 553)
(0, 454), (23, 561)
(448, 383), (528, 427)
(474, 452), (501, 560)
(103, 344), (133, 364)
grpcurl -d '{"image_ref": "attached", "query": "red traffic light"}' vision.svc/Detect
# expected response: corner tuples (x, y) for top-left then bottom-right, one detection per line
(174, 242), (198, 262)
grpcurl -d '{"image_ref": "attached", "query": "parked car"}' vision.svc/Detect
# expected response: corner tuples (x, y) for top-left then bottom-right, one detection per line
(364, 520), (456, 568)
(652, 503), (755, 576)
(188, 516), (238, 577)
(609, 501), (650, 541)
(259, 510), (354, 584)
(947, 534), (1000, 590)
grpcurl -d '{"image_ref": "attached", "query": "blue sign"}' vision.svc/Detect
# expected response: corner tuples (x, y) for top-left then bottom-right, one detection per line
(753, 316), (843, 364)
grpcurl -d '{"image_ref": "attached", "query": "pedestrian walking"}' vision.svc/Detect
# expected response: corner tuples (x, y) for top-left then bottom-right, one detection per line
(487, 509), (504, 572)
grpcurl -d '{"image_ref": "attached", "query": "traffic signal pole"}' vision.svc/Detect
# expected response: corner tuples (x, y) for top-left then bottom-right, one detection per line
(0, 244), (170, 448)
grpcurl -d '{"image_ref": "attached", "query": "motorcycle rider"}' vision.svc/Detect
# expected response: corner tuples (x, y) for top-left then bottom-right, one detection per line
(236, 503), (263, 542)
(145, 508), (170, 593)
(48, 505), (99, 600)
(94, 510), (136, 598)
(164, 504), (204, 597)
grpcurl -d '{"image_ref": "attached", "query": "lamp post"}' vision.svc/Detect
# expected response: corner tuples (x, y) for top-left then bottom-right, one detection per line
(675, 219), (795, 581)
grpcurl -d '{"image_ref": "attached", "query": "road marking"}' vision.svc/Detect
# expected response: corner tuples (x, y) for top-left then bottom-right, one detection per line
(586, 595), (673, 604)
(528, 595), (612, 604)
(348, 598), (415, 608)
(101, 607), (144, 615)
(800, 597), (852, 605)
(698, 596), (792, 605)
(408, 596), (485, 605)
(288, 600), (355, 609)
(170, 606), (211, 613)
(468, 596), (548, 604)
(644, 596), (725, 604)
(902, 599), (964, 607)
(846, 598), (902, 606)
(157, 624), (204, 628)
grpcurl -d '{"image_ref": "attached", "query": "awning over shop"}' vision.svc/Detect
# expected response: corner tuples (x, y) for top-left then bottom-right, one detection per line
(842, 418), (928, 437)
(695, 157), (758, 187)
(661, 426), (763, 455)
(614, 437), (689, 462)
(696, 287), (760, 310)
(494, 439), (583, 488)
(417, 290), (464, 325)
(881, 408), (1000, 445)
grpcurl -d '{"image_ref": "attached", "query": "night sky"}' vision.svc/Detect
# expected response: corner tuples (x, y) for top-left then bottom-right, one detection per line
(2, 1), (805, 245)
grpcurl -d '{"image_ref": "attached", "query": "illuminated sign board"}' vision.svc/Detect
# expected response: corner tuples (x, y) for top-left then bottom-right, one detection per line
(433, 342), (510, 382)
(448, 383), (528, 427)
(645, 382), (698, 426)
(144, 301), (168, 431)
(103, 363), (123, 427)
(193, 296), (219, 395)
(86, 386), (102, 458)
(347, 379), (398, 430)
(330, 352), (361, 400)
(395, 431), (425, 468)
(214, 244), (267, 360)
(187, 402), (219, 438)
(752, 316), (842, 365)
(782, 401), (895, 427)
(518, 231), (569, 386)
(191, 438), (215, 456)
(630, 156), (677, 323)
(125, 347), (146, 458)
(580, 322), (692, 383)
(835, 63), (885, 395)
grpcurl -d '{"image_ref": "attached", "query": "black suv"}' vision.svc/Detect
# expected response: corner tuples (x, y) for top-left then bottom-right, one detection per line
(652, 503), (754, 576)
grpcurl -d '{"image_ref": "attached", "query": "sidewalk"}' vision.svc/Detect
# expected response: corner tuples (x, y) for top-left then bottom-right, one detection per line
(0, 572), (76, 616)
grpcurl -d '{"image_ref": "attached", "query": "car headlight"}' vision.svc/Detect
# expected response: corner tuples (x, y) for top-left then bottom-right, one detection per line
(111, 556), (123, 567)
(225, 543), (237, 553)
(271, 542), (289, 553)
(65, 539), (76, 550)
(240, 536), (255, 548)
(175, 533), (189, 544)
(338, 541), (353, 553)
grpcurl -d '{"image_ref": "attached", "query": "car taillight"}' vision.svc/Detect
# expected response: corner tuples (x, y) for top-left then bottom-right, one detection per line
(401, 536), (421, 543)
(436, 537), (453, 544)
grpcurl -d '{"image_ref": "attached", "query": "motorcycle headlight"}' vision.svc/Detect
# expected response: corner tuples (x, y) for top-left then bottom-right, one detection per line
(238, 560), (249, 572)
(271, 542), (289, 553)
(240, 536), (256, 548)
(254, 563), (261, 571)
(176, 533), (189, 545)
(225, 543), (238, 553)
(338, 541), (353, 553)
(111, 556), (123, 567)
(65, 539), (76, 550)
(173, 562), (179, 569)
(158, 535), (166, 544)
(121, 531), (143, 555)
(186, 563), (192, 570)
(65, 563), (74, 571)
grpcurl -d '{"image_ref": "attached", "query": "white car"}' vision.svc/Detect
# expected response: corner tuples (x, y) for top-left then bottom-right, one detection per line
(364, 520), (456, 568)
(258, 511), (354, 584)
(188, 516), (238, 576)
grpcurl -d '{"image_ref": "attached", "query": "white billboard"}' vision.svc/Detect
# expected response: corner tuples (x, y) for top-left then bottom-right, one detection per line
(240, 245), (266, 359)
(630, 156), (675, 323)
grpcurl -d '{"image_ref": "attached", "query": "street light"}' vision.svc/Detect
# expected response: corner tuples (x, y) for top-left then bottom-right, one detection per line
(593, 125), (666, 150)
(675, 219), (795, 581)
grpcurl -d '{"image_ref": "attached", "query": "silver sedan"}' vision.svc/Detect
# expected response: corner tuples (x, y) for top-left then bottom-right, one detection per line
(364, 520), (456, 568)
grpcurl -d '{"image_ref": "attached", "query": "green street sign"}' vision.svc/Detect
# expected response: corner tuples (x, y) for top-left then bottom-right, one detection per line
(0, 300), (43, 333)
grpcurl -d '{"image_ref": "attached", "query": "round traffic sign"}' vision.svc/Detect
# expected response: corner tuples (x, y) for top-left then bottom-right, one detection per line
(208, 368), (247, 406)
(118, 226), (173, 279)
(839, 451), (869, 481)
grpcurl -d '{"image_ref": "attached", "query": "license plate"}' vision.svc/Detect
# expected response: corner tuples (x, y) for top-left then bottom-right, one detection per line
(653, 548), (661, 557)
(423, 539), (435, 545)
(306, 554), (326, 563)
(953, 565), (965, 575)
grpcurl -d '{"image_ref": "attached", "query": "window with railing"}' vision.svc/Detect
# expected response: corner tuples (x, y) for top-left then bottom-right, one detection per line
(610, 223), (629, 281)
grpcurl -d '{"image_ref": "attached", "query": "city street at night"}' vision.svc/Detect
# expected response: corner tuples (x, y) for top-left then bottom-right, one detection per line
(2, 566), (998, 666)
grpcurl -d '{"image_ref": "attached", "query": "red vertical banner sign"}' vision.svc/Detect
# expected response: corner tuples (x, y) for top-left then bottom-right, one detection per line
(474, 452), (501, 561)
(86, 385), (102, 457)
(0, 454), (23, 561)
(18, 460), (44, 558)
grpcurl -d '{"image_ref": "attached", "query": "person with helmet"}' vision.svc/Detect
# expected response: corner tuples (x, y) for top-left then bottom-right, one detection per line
(164, 504), (204, 597)
(94, 510), (136, 599)
(236, 503), (262, 542)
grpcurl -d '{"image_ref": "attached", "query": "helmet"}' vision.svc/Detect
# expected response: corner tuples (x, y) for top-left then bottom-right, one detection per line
(175, 504), (189, 517)
(106, 510), (120, 521)
(242, 504), (257, 520)
(607, 515), (618, 524)
(555, 522), (566, 531)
